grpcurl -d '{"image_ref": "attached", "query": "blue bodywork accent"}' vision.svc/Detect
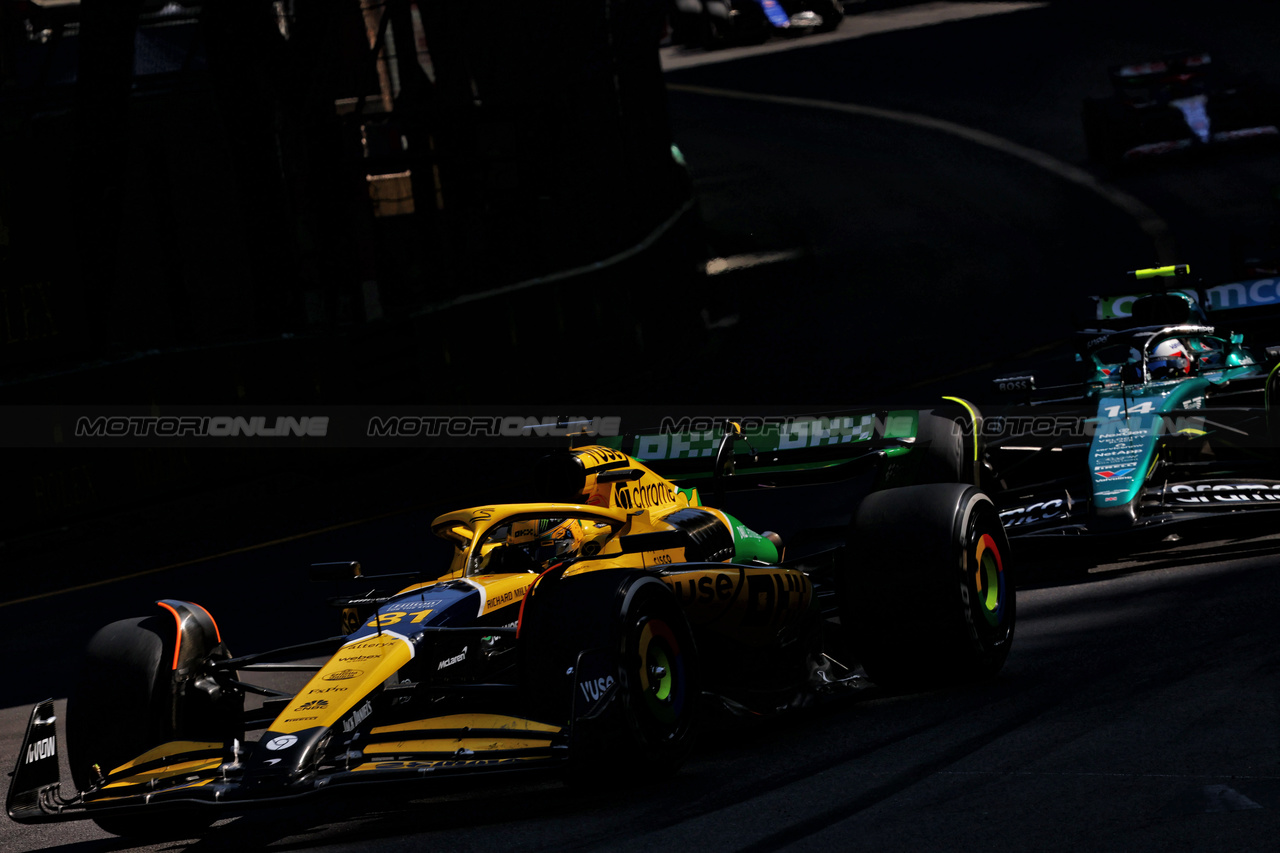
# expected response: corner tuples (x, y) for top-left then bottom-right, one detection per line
(755, 0), (791, 27)
(344, 581), (481, 643)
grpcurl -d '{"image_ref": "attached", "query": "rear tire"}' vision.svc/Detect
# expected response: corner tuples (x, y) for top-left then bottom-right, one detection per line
(839, 484), (1015, 688)
(1266, 363), (1280, 456)
(916, 403), (982, 486)
(813, 0), (843, 31)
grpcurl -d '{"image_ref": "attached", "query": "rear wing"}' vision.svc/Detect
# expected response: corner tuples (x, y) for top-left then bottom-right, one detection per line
(597, 409), (926, 488)
(1089, 264), (1280, 333)
(1094, 282), (1280, 323)
(993, 263), (1280, 403)
(1109, 52), (1212, 89)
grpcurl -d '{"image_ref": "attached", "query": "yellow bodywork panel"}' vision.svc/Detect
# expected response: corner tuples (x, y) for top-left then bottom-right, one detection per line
(350, 756), (537, 772)
(431, 503), (631, 576)
(103, 757), (223, 789)
(423, 451), (723, 581)
(641, 547), (686, 569)
(270, 632), (414, 734)
(370, 714), (560, 735)
(106, 740), (223, 777)
(474, 574), (536, 616)
(362, 737), (555, 755)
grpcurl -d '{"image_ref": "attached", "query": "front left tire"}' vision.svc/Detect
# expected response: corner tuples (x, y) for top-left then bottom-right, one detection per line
(838, 484), (1015, 688)
(66, 608), (239, 838)
(519, 570), (701, 785)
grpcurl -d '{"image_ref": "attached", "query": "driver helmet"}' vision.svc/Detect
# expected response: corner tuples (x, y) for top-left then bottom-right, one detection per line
(1149, 338), (1191, 378)
(507, 518), (586, 565)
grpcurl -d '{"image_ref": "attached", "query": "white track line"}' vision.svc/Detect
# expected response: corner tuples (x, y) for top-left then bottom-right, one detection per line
(668, 83), (1176, 262)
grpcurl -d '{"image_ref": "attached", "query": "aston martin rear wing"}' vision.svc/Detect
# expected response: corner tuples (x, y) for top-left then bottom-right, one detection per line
(1090, 264), (1280, 333)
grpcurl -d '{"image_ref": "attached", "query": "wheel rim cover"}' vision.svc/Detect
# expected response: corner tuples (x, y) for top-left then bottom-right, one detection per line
(638, 618), (684, 725)
(974, 532), (1005, 627)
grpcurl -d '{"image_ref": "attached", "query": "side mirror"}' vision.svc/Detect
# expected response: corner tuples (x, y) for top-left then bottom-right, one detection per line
(596, 468), (645, 484)
(308, 561), (363, 582)
(713, 421), (756, 502)
(714, 421), (753, 477)
(309, 562), (424, 583)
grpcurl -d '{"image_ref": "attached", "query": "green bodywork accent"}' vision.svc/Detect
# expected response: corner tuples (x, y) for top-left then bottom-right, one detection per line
(1088, 378), (1211, 508)
(883, 410), (919, 459)
(637, 458), (857, 481)
(1226, 348), (1252, 368)
(882, 410), (918, 440)
(724, 512), (779, 564)
(601, 413), (885, 474)
(1093, 289), (1197, 321)
(1084, 334), (1261, 387)
(600, 406), (946, 487)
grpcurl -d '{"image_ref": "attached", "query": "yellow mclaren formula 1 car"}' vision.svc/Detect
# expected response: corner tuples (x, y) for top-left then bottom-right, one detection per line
(8, 438), (1014, 839)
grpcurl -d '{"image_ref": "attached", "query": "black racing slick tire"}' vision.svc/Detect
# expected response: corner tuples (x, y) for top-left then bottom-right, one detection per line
(66, 612), (239, 839)
(1082, 98), (1129, 170)
(1267, 362), (1280, 455)
(813, 0), (843, 31)
(839, 484), (1014, 688)
(604, 578), (700, 778)
(916, 403), (982, 486)
(520, 570), (700, 786)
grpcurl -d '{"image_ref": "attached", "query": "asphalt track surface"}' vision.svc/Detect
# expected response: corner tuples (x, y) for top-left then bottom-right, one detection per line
(7, 1), (1280, 850)
(665, 0), (1280, 403)
(6, 514), (1280, 853)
